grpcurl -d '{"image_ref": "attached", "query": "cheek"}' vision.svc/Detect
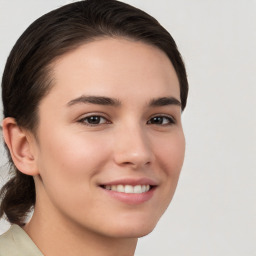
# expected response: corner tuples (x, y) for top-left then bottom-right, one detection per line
(35, 130), (113, 214)
(155, 130), (185, 177)
(147, 131), (185, 219)
(36, 128), (112, 190)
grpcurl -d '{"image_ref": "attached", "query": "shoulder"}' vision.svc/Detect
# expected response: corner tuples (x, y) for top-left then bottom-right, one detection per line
(0, 225), (17, 255)
(0, 225), (43, 256)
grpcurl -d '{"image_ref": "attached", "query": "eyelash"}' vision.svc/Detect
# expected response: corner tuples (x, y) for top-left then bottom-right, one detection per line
(78, 114), (175, 126)
(147, 115), (175, 126)
(78, 115), (110, 126)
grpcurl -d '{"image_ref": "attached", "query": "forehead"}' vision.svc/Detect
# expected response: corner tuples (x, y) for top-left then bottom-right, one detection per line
(46, 38), (180, 104)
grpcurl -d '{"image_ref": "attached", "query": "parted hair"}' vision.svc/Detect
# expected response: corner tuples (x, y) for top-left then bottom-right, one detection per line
(0, 0), (188, 226)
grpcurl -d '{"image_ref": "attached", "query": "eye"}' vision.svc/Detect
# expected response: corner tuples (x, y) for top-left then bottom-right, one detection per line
(147, 115), (175, 125)
(78, 115), (110, 126)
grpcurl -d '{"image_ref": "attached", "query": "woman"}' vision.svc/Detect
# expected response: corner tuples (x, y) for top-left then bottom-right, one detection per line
(0, 0), (188, 255)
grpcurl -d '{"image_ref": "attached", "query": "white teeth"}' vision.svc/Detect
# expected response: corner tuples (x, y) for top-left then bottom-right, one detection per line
(104, 184), (151, 194)
(124, 185), (133, 193)
(134, 185), (142, 193)
(117, 185), (124, 192)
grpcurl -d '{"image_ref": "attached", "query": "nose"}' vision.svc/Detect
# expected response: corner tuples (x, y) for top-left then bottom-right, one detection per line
(113, 124), (154, 169)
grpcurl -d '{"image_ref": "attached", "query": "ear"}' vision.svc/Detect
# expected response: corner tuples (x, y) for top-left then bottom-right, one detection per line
(2, 117), (39, 176)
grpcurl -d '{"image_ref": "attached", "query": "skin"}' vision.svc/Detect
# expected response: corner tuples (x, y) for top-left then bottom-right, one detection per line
(3, 38), (185, 256)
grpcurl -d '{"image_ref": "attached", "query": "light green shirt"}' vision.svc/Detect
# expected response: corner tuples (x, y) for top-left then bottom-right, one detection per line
(0, 224), (43, 256)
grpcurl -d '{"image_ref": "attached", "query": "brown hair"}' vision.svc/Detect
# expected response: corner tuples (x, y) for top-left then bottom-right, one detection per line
(0, 0), (188, 226)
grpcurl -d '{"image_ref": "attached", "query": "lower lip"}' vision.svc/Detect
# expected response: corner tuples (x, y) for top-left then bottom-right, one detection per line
(100, 187), (156, 205)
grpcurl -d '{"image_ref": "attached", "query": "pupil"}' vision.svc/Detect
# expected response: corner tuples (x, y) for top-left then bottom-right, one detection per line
(88, 116), (100, 124)
(152, 117), (163, 124)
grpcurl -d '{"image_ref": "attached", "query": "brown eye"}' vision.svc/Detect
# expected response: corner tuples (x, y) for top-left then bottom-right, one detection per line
(147, 116), (175, 125)
(87, 116), (102, 124)
(79, 115), (109, 126)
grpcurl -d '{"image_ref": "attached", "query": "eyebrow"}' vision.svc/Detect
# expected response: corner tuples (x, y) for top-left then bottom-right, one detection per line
(67, 95), (121, 107)
(149, 97), (181, 107)
(67, 95), (181, 108)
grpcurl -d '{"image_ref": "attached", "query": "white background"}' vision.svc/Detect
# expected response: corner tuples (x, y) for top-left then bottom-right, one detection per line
(0, 0), (256, 255)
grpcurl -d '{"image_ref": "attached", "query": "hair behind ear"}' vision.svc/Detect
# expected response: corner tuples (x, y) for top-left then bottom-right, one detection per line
(0, 170), (35, 225)
(0, 117), (37, 225)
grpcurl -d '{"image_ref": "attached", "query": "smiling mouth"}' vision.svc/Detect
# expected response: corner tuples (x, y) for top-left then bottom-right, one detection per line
(101, 184), (153, 194)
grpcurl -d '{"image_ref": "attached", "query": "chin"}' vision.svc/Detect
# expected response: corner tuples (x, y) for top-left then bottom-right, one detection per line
(104, 214), (160, 239)
(108, 225), (156, 239)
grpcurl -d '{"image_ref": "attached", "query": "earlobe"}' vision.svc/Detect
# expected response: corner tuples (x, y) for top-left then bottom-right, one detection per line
(2, 117), (39, 176)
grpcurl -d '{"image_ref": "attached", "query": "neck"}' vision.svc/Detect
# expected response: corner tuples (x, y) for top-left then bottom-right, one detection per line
(24, 205), (137, 256)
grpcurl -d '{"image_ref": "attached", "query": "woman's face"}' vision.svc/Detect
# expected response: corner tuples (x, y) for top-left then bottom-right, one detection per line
(33, 38), (185, 238)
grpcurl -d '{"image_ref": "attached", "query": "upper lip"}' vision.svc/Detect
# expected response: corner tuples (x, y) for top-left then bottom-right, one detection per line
(99, 177), (159, 186)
